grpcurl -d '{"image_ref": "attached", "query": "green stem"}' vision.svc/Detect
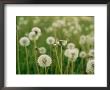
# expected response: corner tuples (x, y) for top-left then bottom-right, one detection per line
(60, 46), (63, 74)
(17, 32), (20, 74)
(50, 45), (53, 74)
(34, 40), (39, 74)
(66, 60), (70, 74)
(45, 67), (47, 74)
(25, 46), (29, 74)
(55, 47), (61, 73)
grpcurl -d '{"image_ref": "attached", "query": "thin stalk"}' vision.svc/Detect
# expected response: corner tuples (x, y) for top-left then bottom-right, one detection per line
(60, 46), (63, 74)
(66, 60), (70, 74)
(45, 67), (47, 74)
(50, 45), (53, 73)
(55, 47), (61, 73)
(25, 46), (29, 74)
(17, 32), (20, 74)
(34, 40), (39, 74)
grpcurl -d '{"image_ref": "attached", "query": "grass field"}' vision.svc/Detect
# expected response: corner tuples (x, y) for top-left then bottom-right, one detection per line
(16, 16), (94, 74)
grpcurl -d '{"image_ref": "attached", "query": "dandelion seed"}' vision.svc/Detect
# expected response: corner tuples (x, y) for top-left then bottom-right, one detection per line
(52, 20), (65, 28)
(88, 49), (94, 57)
(86, 60), (94, 74)
(19, 37), (30, 47)
(38, 47), (46, 54)
(79, 51), (87, 58)
(46, 36), (55, 45)
(86, 35), (94, 45)
(67, 43), (75, 49)
(64, 48), (79, 62)
(59, 40), (67, 46)
(79, 35), (86, 45)
(28, 31), (39, 40)
(37, 54), (52, 67)
(32, 27), (41, 37)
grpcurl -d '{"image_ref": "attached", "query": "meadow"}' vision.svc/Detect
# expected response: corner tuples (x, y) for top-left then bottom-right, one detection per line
(16, 16), (94, 74)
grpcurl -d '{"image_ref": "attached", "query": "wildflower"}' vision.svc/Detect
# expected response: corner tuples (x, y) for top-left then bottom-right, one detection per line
(67, 43), (75, 49)
(86, 60), (94, 74)
(64, 48), (79, 62)
(88, 49), (94, 57)
(28, 31), (39, 40)
(37, 54), (52, 67)
(19, 37), (30, 47)
(46, 36), (55, 45)
(79, 51), (87, 58)
(38, 47), (46, 54)
(86, 35), (94, 45)
(79, 35), (86, 45)
(59, 40), (67, 46)
(32, 27), (41, 37)
(52, 20), (65, 28)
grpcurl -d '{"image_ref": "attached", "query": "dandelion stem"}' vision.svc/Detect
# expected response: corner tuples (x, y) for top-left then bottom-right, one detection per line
(66, 60), (70, 74)
(34, 40), (39, 74)
(17, 32), (21, 74)
(60, 46), (63, 74)
(55, 47), (61, 73)
(25, 46), (29, 74)
(50, 45), (53, 73)
(45, 67), (47, 74)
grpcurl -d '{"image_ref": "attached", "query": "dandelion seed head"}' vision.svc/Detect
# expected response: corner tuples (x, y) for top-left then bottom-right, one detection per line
(79, 35), (86, 45)
(28, 31), (39, 40)
(32, 27), (41, 37)
(37, 54), (52, 67)
(79, 51), (87, 58)
(52, 20), (65, 28)
(86, 60), (94, 74)
(88, 49), (94, 57)
(64, 48), (79, 62)
(38, 47), (46, 54)
(67, 43), (75, 49)
(19, 37), (30, 47)
(46, 36), (55, 45)
(59, 40), (67, 46)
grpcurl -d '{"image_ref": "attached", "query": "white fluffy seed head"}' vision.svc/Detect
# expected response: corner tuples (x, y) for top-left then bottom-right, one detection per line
(64, 48), (79, 62)
(79, 35), (86, 45)
(37, 54), (52, 67)
(32, 27), (41, 37)
(86, 35), (94, 45)
(19, 37), (30, 47)
(67, 43), (75, 49)
(52, 20), (65, 28)
(59, 40), (67, 46)
(86, 60), (94, 74)
(38, 47), (46, 54)
(46, 36), (55, 45)
(88, 49), (94, 57)
(28, 31), (39, 40)
(79, 51), (87, 58)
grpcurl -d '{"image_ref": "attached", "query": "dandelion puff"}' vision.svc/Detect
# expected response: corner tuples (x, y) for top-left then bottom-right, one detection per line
(46, 36), (55, 45)
(59, 40), (67, 46)
(86, 60), (94, 74)
(79, 35), (86, 45)
(19, 37), (30, 47)
(32, 27), (41, 37)
(88, 49), (94, 57)
(64, 48), (79, 62)
(86, 35), (94, 45)
(37, 54), (52, 67)
(28, 31), (39, 40)
(67, 43), (75, 49)
(38, 47), (46, 54)
(79, 51), (87, 58)
(52, 20), (65, 28)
